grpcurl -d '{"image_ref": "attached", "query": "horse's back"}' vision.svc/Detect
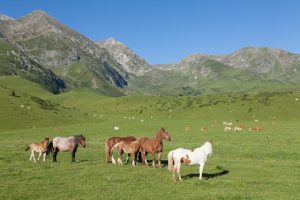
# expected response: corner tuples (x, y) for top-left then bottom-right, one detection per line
(107, 136), (136, 144)
(53, 136), (74, 151)
(172, 148), (192, 161)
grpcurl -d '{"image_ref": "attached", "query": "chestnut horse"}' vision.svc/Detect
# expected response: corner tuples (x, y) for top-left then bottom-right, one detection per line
(104, 136), (137, 164)
(139, 128), (171, 167)
(25, 137), (50, 163)
(48, 134), (86, 162)
(112, 139), (141, 166)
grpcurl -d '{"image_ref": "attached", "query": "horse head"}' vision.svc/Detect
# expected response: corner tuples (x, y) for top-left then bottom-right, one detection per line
(156, 127), (171, 141)
(79, 134), (86, 148)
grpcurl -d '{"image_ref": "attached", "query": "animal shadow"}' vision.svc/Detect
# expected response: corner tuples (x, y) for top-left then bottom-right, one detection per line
(182, 169), (230, 180)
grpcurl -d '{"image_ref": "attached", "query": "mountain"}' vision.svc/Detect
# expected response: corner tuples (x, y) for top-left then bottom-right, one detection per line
(0, 32), (65, 93)
(97, 38), (151, 75)
(128, 48), (300, 95)
(0, 10), (127, 95)
(1, 10), (300, 96)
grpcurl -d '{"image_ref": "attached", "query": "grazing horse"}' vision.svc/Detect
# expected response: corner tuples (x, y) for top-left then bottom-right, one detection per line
(25, 138), (50, 163)
(49, 134), (86, 162)
(112, 139), (141, 166)
(104, 136), (137, 164)
(139, 128), (171, 167)
(168, 141), (212, 181)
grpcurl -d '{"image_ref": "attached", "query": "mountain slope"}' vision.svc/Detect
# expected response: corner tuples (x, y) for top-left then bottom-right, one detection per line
(97, 38), (151, 75)
(0, 10), (127, 95)
(1, 10), (300, 96)
(0, 33), (65, 93)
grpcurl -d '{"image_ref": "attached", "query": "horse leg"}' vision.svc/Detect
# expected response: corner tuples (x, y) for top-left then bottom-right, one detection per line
(117, 154), (123, 166)
(131, 153), (136, 166)
(111, 153), (117, 164)
(71, 148), (77, 162)
(32, 151), (36, 163)
(43, 152), (46, 162)
(140, 150), (147, 165)
(199, 164), (204, 180)
(176, 163), (183, 181)
(157, 152), (162, 167)
(126, 154), (130, 164)
(151, 153), (156, 167)
(117, 149), (123, 165)
(53, 148), (59, 162)
(37, 151), (42, 162)
(29, 150), (32, 162)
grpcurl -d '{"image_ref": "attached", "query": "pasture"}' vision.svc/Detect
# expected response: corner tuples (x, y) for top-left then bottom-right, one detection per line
(0, 77), (300, 199)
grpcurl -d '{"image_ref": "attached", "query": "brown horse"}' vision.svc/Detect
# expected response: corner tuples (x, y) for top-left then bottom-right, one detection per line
(25, 138), (50, 163)
(104, 136), (137, 164)
(112, 139), (141, 166)
(139, 128), (171, 167)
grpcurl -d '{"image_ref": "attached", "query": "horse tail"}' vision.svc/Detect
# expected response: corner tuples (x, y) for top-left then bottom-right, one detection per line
(25, 145), (30, 151)
(167, 150), (175, 172)
(104, 138), (111, 163)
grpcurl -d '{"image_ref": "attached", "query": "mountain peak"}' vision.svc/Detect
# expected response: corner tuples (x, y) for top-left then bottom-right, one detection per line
(29, 10), (48, 16)
(106, 37), (122, 45)
(97, 38), (150, 75)
(0, 14), (14, 21)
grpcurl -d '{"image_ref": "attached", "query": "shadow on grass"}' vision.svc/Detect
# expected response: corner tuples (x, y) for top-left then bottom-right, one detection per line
(181, 169), (230, 180)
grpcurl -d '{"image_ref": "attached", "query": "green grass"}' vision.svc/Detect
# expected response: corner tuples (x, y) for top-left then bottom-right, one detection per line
(0, 76), (300, 199)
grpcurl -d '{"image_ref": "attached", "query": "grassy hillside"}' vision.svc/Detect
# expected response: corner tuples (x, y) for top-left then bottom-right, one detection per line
(0, 76), (299, 199)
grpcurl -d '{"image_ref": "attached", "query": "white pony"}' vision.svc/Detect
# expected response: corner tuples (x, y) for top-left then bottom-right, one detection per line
(168, 141), (212, 181)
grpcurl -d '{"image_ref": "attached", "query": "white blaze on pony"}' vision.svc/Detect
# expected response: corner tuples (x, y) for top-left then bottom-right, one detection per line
(168, 141), (212, 182)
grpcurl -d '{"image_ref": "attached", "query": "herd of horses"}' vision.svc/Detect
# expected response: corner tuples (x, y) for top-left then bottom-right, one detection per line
(25, 128), (212, 182)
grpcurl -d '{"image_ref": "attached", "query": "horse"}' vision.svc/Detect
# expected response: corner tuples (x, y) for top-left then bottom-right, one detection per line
(224, 126), (232, 132)
(111, 139), (141, 166)
(139, 127), (171, 167)
(234, 127), (242, 132)
(48, 134), (86, 162)
(25, 138), (50, 163)
(104, 136), (137, 164)
(168, 141), (212, 181)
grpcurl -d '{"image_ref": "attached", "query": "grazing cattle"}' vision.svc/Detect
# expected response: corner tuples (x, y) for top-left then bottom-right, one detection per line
(168, 141), (213, 181)
(25, 138), (50, 163)
(104, 136), (137, 163)
(114, 126), (120, 131)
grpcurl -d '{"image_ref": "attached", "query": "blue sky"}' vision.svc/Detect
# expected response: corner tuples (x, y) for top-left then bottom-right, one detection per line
(0, 0), (300, 64)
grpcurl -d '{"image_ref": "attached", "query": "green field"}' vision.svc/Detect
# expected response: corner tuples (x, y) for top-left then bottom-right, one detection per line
(0, 76), (299, 199)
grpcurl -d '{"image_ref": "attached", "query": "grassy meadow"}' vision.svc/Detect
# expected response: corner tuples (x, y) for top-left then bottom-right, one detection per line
(0, 76), (300, 199)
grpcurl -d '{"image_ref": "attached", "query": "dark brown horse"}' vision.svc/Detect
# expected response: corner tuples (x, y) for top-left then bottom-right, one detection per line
(139, 128), (171, 167)
(104, 136), (137, 164)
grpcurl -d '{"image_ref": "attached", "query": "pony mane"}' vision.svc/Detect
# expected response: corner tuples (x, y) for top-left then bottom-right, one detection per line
(73, 134), (85, 142)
